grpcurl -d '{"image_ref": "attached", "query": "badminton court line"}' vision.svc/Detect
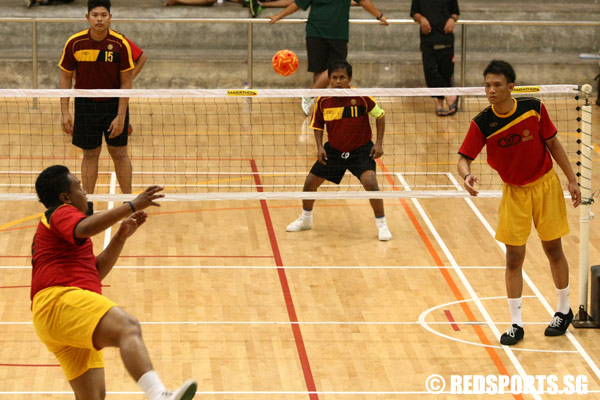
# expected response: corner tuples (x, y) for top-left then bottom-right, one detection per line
(445, 172), (600, 383)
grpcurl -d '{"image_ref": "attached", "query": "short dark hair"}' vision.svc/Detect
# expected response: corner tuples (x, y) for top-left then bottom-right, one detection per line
(328, 60), (352, 78)
(88, 0), (110, 12)
(483, 59), (516, 84)
(35, 165), (72, 208)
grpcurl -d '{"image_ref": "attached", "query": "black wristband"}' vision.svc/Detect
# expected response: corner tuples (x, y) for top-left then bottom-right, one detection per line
(377, 13), (383, 20)
(126, 201), (136, 213)
(464, 174), (471, 181)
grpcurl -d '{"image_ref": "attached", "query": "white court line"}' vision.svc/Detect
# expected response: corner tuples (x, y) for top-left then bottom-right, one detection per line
(102, 172), (117, 250)
(0, 265), (507, 270)
(396, 172), (544, 399)
(445, 172), (600, 382)
(7, 390), (598, 396)
(418, 295), (577, 353)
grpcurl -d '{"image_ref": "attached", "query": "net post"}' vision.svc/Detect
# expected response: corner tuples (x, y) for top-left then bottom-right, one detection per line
(573, 94), (597, 327)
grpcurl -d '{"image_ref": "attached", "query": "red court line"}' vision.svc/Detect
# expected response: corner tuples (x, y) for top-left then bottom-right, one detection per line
(377, 159), (523, 400)
(444, 310), (461, 331)
(250, 159), (319, 400)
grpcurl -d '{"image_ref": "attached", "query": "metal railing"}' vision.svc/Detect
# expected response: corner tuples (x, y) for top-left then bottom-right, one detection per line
(0, 17), (598, 89)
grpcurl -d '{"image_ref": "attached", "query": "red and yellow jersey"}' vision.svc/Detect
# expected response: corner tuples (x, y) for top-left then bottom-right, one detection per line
(59, 29), (134, 89)
(31, 205), (100, 300)
(310, 94), (385, 152)
(458, 97), (556, 186)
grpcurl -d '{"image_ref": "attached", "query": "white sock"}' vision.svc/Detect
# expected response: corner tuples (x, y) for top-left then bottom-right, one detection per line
(138, 370), (167, 400)
(375, 216), (387, 227)
(557, 285), (570, 314)
(301, 209), (313, 220)
(508, 298), (523, 327)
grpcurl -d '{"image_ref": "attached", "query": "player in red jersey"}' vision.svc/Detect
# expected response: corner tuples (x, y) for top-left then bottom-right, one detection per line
(286, 60), (391, 241)
(457, 59), (581, 345)
(59, 0), (135, 215)
(31, 165), (197, 400)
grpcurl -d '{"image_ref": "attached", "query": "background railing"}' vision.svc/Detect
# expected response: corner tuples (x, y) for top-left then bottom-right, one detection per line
(0, 17), (598, 89)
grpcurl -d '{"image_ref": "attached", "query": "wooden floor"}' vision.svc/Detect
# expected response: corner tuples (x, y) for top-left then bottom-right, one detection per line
(0, 95), (599, 399)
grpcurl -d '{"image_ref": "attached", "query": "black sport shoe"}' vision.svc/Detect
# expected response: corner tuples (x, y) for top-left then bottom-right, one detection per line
(544, 309), (573, 336)
(248, 0), (262, 17)
(500, 324), (524, 345)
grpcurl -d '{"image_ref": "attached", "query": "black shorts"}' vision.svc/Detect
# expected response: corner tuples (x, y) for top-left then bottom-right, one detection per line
(73, 97), (129, 150)
(310, 141), (376, 184)
(306, 36), (348, 73)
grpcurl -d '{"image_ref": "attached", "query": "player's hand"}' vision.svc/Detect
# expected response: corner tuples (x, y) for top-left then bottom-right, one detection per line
(108, 115), (126, 139)
(131, 185), (165, 211)
(62, 112), (73, 136)
(463, 174), (479, 196)
(317, 147), (327, 165)
(116, 211), (148, 239)
(420, 17), (432, 34)
(444, 18), (455, 34)
(568, 181), (581, 207)
(370, 143), (384, 159)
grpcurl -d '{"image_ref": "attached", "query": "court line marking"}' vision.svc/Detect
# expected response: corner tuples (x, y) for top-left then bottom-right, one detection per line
(394, 172), (539, 400)
(0, 265), (507, 269)
(103, 172), (117, 250)
(1, 390), (597, 396)
(250, 159), (319, 400)
(418, 296), (578, 353)
(445, 173), (600, 382)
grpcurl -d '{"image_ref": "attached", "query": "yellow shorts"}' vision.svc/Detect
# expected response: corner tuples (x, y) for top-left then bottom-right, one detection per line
(495, 169), (569, 246)
(32, 286), (116, 381)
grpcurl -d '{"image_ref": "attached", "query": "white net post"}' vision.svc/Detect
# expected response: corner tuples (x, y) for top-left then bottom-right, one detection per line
(576, 98), (594, 322)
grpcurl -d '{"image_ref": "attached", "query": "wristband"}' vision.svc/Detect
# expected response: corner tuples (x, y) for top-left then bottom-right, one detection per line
(463, 174), (471, 181)
(125, 201), (136, 213)
(377, 13), (384, 20)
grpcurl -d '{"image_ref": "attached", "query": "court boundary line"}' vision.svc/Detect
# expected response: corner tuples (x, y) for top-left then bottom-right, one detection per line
(392, 171), (536, 400)
(250, 159), (319, 400)
(445, 173), (600, 383)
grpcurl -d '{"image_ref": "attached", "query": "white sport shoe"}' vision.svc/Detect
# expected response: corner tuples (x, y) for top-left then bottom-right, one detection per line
(301, 97), (315, 116)
(377, 224), (392, 241)
(286, 216), (312, 232)
(159, 379), (197, 400)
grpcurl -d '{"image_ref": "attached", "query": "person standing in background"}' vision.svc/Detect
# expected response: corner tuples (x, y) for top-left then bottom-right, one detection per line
(410, 0), (459, 116)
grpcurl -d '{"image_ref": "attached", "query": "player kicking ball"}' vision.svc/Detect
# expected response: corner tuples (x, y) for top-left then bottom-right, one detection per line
(31, 165), (197, 400)
(286, 60), (392, 241)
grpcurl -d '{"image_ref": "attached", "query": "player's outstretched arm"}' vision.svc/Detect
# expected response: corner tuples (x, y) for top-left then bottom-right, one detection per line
(75, 185), (164, 239)
(545, 136), (581, 207)
(96, 211), (149, 280)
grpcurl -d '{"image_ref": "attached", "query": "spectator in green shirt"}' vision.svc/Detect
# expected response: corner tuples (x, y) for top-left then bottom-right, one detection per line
(269, 0), (388, 115)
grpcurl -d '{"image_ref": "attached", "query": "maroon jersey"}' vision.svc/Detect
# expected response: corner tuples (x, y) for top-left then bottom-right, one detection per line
(59, 29), (134, 90)
(31, 205), (100, 300)
(310, 95), (384, 152)
(459, 97), (556, 186)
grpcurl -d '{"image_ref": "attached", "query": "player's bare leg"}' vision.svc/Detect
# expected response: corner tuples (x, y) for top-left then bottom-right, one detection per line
(107, 145), (132, 194)
(360, 170), (391, 240)
(286, 173), (324, 232)
(81, 147), (102, 194)
(500, 244), (526, 345)
(542, 237), (573, 336)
